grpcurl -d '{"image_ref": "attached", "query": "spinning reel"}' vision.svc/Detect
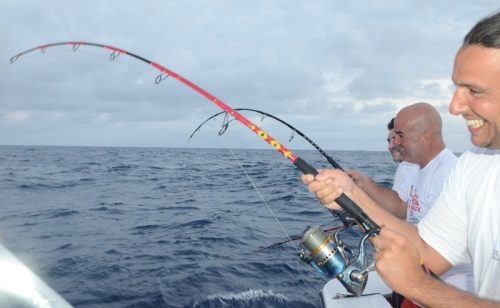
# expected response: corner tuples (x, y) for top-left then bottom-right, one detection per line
(299, 225), (378, 296)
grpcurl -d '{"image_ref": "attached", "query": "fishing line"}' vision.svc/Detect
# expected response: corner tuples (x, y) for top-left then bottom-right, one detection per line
(219, 135), (299, 252)
(218, 136), (321, 295)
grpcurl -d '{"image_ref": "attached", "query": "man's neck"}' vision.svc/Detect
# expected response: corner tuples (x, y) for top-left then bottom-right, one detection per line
(418, 145), (445, 168)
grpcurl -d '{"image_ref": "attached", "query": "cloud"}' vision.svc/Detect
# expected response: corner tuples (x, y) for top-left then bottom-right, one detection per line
(4, 111), (30, 122)
(0, 0), (497, 152)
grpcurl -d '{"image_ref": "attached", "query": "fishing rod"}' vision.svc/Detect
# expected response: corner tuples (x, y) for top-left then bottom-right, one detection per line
(10, 41), (379, 296)
(10, 41), (375, 230)
(189, 108), (344, 170)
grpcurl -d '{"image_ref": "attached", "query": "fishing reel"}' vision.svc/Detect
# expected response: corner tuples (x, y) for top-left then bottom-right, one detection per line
(298, 225), (376, 296)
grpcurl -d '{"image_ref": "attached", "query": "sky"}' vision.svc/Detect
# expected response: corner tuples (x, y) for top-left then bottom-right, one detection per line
(0, 1), (499, 152)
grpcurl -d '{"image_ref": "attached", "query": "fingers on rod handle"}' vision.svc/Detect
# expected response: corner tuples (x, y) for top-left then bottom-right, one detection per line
(294, 157), (379, 231)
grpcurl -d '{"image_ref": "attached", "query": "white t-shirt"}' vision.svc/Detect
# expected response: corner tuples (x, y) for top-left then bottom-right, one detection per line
(419, 147), (500, 300)
(405, 148), (474, 293)
(392, 161), (418, 201)
(406, 148), (458, 225)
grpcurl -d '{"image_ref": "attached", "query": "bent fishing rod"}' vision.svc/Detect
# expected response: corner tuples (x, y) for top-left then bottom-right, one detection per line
(11, 41), (380, 295)
(10, 41), (377, 232)
(189, 108), (344, 170)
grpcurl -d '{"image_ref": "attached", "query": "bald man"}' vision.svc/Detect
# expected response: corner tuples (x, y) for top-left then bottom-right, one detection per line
(352, 102), (474, 293)
(349, 118), (418, 219)
(349, 103), (453, 219)
(393, 103), (455, 224)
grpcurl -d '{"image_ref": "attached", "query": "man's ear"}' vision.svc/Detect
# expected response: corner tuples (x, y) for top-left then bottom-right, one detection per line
(422, 130), (432, 144)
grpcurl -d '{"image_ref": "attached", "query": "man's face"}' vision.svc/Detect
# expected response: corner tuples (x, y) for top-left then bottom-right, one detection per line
(387, 129), (402, 162)
(394, 113), (423, 164)
(450, 46), (500, 149)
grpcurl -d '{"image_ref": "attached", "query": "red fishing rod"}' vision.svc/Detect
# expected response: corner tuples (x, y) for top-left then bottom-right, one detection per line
(10, 41), (378, 232)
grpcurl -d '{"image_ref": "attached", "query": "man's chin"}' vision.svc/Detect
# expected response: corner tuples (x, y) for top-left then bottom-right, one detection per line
(391, 155), (402, 163)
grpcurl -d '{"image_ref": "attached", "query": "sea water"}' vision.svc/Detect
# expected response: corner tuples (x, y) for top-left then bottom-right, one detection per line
(0, 146), (396, 307)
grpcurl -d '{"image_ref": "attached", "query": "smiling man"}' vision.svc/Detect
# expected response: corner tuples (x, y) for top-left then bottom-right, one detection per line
(302, 11), (500, 306)
(450, 44), (500, 149)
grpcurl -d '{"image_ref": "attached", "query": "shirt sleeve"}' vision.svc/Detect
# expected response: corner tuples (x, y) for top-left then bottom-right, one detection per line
(418, 156), (471, 265)
(392, 163), (417, 201)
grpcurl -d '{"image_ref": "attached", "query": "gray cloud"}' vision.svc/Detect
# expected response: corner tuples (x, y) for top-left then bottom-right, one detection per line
(1, 0), (498, 152)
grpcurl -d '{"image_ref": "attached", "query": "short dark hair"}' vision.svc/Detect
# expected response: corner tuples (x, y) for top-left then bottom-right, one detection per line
(387, 118), (395, 130)
(463, 11), (500, 48)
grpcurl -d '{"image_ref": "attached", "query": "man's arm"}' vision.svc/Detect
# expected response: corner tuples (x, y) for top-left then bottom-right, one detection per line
(374, 227), (499, 308)
(348, 171), (407, 219)
(407, 274), (499, 307)
(302, 170), (500, 306)
(302, 170), (448, 274)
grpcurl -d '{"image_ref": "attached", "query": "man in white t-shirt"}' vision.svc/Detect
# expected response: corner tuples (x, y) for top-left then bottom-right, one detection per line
(349, 118), (418, 219)
(351, 103), (474, 294)
(351, 105), (454, 223)
(393, 104), (457, 223)
(391, 160), (418, 203)
(302, 11), (500, 305)
(394, 104), (473, 292)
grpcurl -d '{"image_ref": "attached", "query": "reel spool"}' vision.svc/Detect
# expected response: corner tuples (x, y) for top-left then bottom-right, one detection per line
(299, 225), (375, 296)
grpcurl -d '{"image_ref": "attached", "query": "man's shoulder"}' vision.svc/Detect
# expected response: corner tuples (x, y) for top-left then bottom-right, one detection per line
(463, 146), (500, 157)
(442, 147), (459, 159)
(457, 147), (500, 168)
(432, 148), (458, 167)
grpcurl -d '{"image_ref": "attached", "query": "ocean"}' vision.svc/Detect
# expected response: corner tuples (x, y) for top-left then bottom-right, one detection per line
(0, 145), (396, 307)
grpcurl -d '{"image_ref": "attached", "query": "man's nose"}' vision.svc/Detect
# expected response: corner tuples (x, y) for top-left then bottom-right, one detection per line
(449, 87), (469, 116)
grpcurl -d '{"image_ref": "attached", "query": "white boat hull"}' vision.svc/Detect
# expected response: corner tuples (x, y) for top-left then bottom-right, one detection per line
(0, 243), (73, 308)
(321, 271), (393, 308)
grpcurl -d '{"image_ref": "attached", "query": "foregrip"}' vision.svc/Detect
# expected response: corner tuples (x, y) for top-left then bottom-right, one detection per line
(294, 157), (379, 231)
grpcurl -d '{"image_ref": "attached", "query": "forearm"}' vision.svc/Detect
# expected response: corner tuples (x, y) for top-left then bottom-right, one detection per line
(362, 184), (407, 219)
(349, 172), (407, 219)
(348, 186), (423, 248)
(350, 185), (414, 232)
(405, 273), (499, 308)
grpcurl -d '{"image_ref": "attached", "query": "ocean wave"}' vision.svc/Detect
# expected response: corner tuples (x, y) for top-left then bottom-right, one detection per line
(107, 164), (136, 172)
(18, 181), (79, 190)
(55, 243), (73, 251)
(190, 289), (315, 308)
(156, 206), (200, 211)
(197, 236), (246, 246)
(47, 209), (80, 219)
(133, 224), (163, 230)
(91, 206), (124, 215)
(46, 256), (88, 278)
(175, 219), (213, 229)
